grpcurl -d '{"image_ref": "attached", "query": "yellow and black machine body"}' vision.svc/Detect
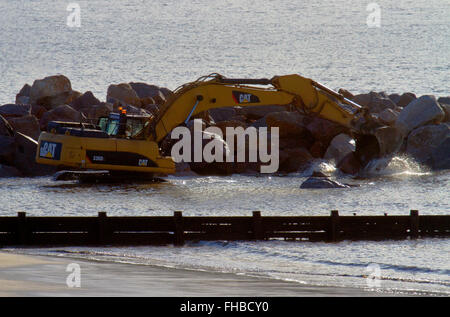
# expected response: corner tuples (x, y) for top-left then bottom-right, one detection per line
(36, 112), (176, 177)
(36, 73), (387, 178)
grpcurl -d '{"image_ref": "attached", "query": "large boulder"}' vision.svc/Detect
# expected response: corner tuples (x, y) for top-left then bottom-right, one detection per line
(159, 87), (174, 100)
(140, 96), (156, 108)
(324, 133), (355, 165)
(0, 164), (22, 178)
(214, 120), (247, 141)
(370, 94), (397, 114)
(0, 104), (31, 118)
(300, 173), (352, 189)
(29, 75), (75, 109)
(438, 97), (450, 105)
(430, 137), (450, 170)
(309, 140), (327, 158)
(39, 104), (85, 130)
(208, 107), (237, 123)
(373, 126), (404, 157)
(265, 111), (306, 138)
(249, 116), (267, 128)
(129, 82), (169, 103)
(279, 147), (313, 173)
(13, 132), (38, 175)
(70, 91), (101, 111)
(79, 103), (113, 122)
(388, 93), (401, 105)
(440, 104), (450, 122)
(30, 104), (47, 119)
(7, 115), (41, 141)
(352, 91), (396, 114)
(352, 93), (372, 107)
(15, 84), (31, 104)
(337, 152), (361, 175)
(237, 105), (288, 120)
(0, 114), (14, 136)
(305, 116), (347, 147)
(406, 124), (450, 166)
(107, 83), (141, 107)
(0, 135), (16, 165)
(396, 92), (416, 108)
(13, 132), (56, 176)
(279, 136), (313, 150)
(338, 88), (354, 100)
(378, 108), (399, 126)
(396, 95), (445, 137)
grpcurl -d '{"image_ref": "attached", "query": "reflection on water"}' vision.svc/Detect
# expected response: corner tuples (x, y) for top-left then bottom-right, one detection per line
(0, 169), (448, 217)
(362, 155), (432, 178)
(0, 0), (448, 295)
(0, 167), (448, 295)
(9, 237), (450, 295)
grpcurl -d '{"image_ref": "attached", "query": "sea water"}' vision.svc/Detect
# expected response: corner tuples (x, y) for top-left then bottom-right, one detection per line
(0, 0), (449, 295)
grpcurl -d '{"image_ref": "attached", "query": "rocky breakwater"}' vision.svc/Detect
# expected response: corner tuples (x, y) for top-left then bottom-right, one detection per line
(1, 74), (449, 178)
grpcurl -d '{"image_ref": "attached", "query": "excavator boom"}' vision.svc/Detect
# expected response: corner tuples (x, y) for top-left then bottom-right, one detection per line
(150, 74), (370, 143)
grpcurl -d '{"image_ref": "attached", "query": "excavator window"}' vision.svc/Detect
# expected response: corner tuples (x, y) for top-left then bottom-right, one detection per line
(97, 115), (147, 139)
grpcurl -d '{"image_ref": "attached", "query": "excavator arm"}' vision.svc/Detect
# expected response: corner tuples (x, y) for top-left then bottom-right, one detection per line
(149, 73), (372, 143)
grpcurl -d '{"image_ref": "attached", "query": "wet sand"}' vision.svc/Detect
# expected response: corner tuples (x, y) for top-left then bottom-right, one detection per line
(0, 252), (384, 297)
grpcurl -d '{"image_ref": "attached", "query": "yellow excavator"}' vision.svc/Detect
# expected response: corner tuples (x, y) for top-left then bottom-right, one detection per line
(35, 73), (391, 180)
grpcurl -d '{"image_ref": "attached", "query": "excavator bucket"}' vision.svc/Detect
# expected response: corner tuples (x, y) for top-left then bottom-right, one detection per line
(354, 126), (404, 168)
(354, 134), (382, 167)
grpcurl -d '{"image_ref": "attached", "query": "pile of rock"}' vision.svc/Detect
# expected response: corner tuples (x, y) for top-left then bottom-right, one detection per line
(179, 90), (449, 175)
(1, 75), (171, 177)
(165, 103), (351, 175)
(349, 91), (449, 171)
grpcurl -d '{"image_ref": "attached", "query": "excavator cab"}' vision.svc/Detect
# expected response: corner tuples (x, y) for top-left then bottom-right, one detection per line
(97, 112), (150, 140)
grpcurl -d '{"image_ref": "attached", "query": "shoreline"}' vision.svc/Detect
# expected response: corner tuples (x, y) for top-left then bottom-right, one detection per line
(0, 251), (386, 297)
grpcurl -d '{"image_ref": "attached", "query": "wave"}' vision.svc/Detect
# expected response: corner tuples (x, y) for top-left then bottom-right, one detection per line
(361, 155), (431, 177)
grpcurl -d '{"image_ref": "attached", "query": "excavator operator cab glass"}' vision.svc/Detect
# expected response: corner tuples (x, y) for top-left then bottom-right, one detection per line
(98, 117), (110, 132)
(97, 113), (148, 139)
(98, 115), (120, 136)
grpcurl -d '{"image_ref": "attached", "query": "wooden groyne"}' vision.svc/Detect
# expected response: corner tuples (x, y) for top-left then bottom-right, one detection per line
(0, 210), (448, 247)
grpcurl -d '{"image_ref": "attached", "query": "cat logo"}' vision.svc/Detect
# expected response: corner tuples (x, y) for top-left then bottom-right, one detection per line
(232, 91), (260, 104)
(138, 159), (148, 167)
(39, 141), (62, 160)
(239, 94), (252, 103)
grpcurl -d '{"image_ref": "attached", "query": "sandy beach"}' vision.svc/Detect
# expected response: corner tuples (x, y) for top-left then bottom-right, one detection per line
(0, 251), (384, 297)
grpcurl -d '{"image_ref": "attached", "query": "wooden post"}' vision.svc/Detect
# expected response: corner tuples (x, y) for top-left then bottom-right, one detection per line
(410, 210), (419, 239)
(252, 211), (263, 240)
(173, 211), (184, 246)
(329, 210), (340, 242)
(98, 212), (108, 244)
(17, 212), (27, 245)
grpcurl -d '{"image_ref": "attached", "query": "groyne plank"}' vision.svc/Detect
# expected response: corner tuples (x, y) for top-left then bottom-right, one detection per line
(0, 210), (448, 246)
